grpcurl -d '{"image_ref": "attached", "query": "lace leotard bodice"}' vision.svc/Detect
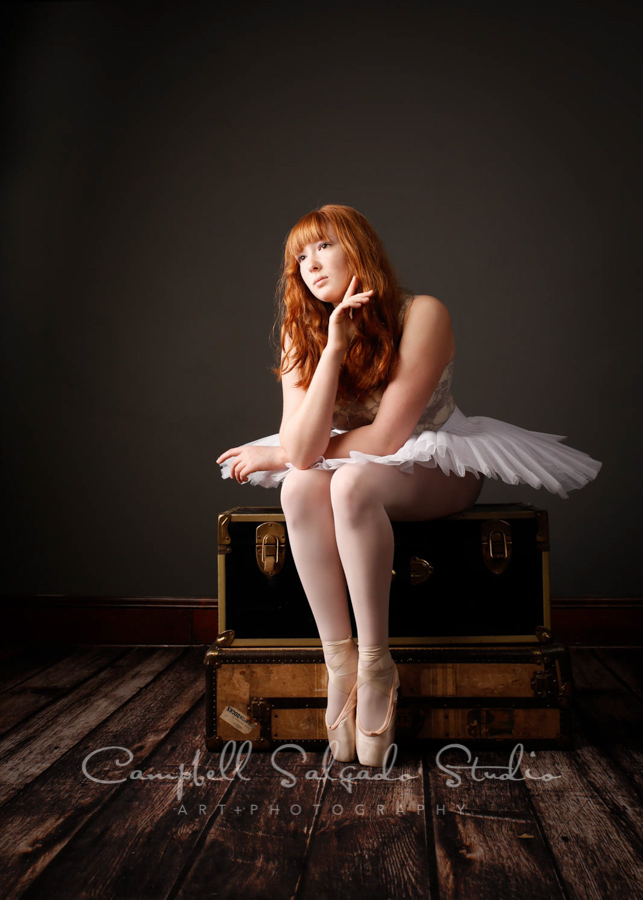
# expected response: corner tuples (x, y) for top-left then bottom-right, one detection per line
(331, 294), (456, 435)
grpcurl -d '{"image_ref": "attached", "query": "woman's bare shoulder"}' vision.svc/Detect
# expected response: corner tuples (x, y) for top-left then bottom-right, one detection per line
(403, 295), (455, 361)
(407, 293), (448, 311)
(404, 294), (451, 325)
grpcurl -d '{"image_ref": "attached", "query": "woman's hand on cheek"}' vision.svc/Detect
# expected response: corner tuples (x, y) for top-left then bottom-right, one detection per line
(327, 275), (374, 355)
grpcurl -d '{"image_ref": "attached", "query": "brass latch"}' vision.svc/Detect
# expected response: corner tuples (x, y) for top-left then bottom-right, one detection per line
(531, 669), (558, 699)
(256, 522), (286, 576)
(248, 697), (272, 749)
(481, 519), (512, 575)
(410, 556), (434, 585)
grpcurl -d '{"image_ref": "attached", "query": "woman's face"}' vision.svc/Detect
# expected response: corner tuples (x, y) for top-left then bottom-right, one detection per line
(296, 226), (352, 307)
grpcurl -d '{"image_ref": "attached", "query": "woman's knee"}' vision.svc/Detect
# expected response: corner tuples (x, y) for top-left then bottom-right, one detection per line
(280, 467), (332, 521)
(329, 464), (380, 521)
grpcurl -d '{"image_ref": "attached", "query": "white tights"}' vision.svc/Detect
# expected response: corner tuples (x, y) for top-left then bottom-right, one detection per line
(280, 460), (485, 731)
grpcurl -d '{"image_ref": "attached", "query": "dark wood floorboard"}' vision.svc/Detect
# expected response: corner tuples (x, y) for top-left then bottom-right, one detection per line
(427, 749), (565, 899)
(0, 647), (128, 736)
(592, 648), (643, 704)
(0, 647), (641, 900)
(0, 645), (83, 696)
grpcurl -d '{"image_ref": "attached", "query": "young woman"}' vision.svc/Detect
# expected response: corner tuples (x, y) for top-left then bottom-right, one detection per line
(216, 204), (602, 768)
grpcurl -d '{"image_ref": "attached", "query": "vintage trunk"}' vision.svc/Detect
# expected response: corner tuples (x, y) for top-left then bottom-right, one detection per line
(204, 640), (573, 751)
(217, 502), (551, 646)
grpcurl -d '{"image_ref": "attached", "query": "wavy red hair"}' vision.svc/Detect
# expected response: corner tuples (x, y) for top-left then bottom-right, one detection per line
(271, 204), (407, 403)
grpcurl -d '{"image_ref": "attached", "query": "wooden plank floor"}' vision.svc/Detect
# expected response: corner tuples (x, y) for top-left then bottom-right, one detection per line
(0, 646), (642, 900)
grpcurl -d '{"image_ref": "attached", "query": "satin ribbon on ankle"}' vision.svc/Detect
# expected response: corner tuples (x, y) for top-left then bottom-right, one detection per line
(321, 636), (358, 694)
(357, 644), (396, 696)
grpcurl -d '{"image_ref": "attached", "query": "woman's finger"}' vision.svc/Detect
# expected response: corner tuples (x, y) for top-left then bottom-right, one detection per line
(216, 448), (239, 464)
(345, 290), (373, 300)
(337, 296), (370, 310)
(342, 275), (358, 301)
(331, 295), (370, 324)
(342, 294), (372, 308)
(340, 298), (370, 313)
(342, 277), (373, 302)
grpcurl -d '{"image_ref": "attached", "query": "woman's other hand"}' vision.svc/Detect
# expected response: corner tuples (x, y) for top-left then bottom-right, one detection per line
(326, 275), (373, 355)
(216, 445), (288, 483)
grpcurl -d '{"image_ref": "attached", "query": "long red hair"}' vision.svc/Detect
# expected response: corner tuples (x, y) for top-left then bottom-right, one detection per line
(271, 204), (407, 403)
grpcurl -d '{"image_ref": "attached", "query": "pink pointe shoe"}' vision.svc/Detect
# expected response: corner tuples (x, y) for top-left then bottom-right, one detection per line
(321, 636), (359, 762)
(355, 645), (401, 768)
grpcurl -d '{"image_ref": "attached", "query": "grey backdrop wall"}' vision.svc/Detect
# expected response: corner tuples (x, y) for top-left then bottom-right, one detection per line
(2, 0), (641, 598)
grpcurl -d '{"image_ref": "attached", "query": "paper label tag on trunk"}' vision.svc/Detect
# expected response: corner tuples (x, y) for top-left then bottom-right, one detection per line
(220, 705), (254, 733)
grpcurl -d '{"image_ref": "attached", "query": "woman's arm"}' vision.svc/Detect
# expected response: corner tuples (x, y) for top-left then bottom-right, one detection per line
(322, 296), (455, 459)
(279, 278), (372, 469)
(323, 423), (383, 458)
(279, 343), (345, 469)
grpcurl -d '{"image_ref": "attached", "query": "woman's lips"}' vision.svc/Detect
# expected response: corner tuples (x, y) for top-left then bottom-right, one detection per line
(314, 276), (328, 287)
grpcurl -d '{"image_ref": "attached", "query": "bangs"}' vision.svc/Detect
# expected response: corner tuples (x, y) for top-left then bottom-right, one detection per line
(286, 212), (331, 258)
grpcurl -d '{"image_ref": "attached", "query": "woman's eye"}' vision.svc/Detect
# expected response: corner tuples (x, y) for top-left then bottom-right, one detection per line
(297, 243), (328, 262)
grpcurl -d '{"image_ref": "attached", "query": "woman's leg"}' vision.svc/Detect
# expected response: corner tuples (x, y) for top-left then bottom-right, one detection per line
(330, 462), (485, 731)
(280, 467), (357, 725)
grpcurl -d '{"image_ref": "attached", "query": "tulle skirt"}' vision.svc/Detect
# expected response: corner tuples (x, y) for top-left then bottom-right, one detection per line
(218, 406), (602, 499)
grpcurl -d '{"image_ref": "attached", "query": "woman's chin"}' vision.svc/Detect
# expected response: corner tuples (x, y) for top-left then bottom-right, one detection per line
(317, 293), (341, 308)
(323, 290), (343, 307)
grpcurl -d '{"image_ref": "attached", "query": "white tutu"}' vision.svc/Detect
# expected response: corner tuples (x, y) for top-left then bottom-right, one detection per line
(218, 406), (602, 499)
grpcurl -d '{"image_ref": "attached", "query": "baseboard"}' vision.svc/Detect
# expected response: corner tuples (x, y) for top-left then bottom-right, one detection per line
(2, 596), (218, 646)
(2, 596), (642, 646)
(548, 597), (643, 646)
